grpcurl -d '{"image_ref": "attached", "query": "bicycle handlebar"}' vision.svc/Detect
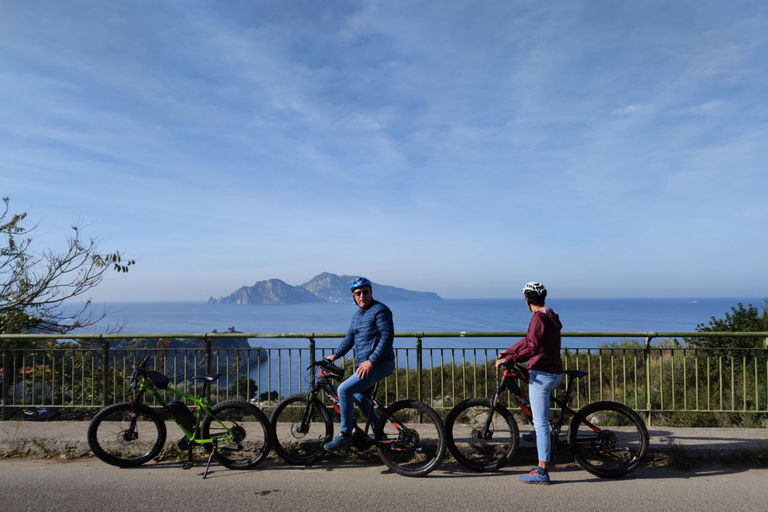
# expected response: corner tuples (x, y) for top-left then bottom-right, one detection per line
(306, 359), (345, 379)
(127, 356), (152, 389)
(306, 359), (341, 371)
(499, 362), (529, 380)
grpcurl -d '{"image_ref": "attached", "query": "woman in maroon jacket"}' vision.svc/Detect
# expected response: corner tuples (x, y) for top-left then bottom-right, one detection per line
(495, 282), (563, 484)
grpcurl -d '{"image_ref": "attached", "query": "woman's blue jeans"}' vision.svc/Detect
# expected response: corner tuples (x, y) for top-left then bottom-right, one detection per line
(337, 359), (396, 434)
(528, 370), (564, 463)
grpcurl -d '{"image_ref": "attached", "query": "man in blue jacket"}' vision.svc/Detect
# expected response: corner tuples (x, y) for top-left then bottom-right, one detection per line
(323, 277), (396, 451)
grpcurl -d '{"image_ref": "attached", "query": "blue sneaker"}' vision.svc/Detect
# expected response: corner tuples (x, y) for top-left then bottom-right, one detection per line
(324, 432), (354, 452)
(519, 467), (550, 485)
(522, 432), (536, 443)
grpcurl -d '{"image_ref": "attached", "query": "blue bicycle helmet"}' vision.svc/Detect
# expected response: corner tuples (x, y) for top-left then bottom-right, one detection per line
(350, 277), (372, 291)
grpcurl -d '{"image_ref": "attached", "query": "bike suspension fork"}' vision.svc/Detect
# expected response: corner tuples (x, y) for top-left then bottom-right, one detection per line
(124, 393), (147, 441)
(299, 393), (318, 433)
(482, 383), (507, 435)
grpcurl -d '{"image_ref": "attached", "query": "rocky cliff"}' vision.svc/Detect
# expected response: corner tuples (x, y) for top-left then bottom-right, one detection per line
(209, 272), (441, 304)
(208, 279), (323, 305)
(301, 272), (442, 303)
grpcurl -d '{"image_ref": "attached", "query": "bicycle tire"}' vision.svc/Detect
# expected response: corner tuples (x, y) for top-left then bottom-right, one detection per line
(445, 397), (519, 472)
(200, 400), (271, 469)
(568, 400), (649, 478)
(269, 394), (333, 465)
(87, 402), (167, 468)
(374, 400), (446, 477)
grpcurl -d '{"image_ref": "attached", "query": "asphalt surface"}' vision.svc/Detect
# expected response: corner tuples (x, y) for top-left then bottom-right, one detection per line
(1, 457), (766, 512)
(1, 421), (767, 512)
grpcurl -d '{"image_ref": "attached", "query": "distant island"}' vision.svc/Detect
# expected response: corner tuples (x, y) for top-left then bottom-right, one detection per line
(208, 272), (442, 305)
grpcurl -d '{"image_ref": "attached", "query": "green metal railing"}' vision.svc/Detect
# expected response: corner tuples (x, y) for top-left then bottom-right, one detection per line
(1, 331), (767, 424)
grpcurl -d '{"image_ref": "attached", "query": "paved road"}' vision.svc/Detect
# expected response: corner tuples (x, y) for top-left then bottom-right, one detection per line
(1, 458), (766, 512)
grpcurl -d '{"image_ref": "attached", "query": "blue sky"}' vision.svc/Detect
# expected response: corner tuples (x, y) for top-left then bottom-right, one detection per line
(1, 1), (766, 301)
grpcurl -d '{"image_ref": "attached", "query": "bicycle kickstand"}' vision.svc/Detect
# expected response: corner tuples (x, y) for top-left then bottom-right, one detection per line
(202, 440), (218, 480)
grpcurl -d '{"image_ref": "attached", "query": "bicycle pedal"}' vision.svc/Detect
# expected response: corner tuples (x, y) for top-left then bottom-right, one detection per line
(182, 462), (194, 470)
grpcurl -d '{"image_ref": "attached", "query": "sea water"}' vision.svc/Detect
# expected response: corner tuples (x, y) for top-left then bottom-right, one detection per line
(64, 297), (762, 397)
(68, 296), (764, 350)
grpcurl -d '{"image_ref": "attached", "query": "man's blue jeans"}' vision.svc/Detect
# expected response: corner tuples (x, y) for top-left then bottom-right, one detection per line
(529, 370), (564, 463)
(337, 359), (396, 435)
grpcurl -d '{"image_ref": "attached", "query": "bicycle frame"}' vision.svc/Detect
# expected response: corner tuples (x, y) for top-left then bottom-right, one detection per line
(298, 366), (379, 438)
(487, 366), (593, 448)
(271, 360), (446, 476)
(297, 363), (409, 448)
(131, 372), (240, 448)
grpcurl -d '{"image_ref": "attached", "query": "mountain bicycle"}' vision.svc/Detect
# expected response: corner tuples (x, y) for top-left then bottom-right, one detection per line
(269, 359), (446, 477)
(445, 363), (649, 478)
(87, 356), (271, 478)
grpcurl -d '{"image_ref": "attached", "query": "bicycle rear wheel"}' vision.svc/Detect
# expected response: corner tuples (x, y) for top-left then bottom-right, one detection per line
(375, 400), (446, 477)
(87, 402), (166, 467)
(445, 398), (519, 472)
(201, 400), (271, 469)
(568, 401), (649, 478)
(269, 394), (333, 465)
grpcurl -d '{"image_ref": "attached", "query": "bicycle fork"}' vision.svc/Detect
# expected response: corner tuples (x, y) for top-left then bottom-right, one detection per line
(479, 379), (514, 440)
(297, 399), (317, 434)
(123, 398), (146, 442)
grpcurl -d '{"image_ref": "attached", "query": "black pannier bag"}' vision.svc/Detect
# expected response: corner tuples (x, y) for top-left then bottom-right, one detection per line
(146, 371), (170, 389)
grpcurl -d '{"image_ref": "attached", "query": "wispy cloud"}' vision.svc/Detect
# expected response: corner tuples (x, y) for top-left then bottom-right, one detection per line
(1, 0), (766, 299)
(612, 104), (646, 115)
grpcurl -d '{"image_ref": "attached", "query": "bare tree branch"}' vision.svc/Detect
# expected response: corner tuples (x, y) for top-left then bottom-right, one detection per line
(1, 197), (135, 334)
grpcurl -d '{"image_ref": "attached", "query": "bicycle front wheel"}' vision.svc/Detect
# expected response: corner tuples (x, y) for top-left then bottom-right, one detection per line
(445, 398), (519, 472)
(87, 402), (167, 467)
(375, 400), (446, 477)
(201, 400), (271, 469)
(568, 401), (649, 478)
(269, 394), (333, 465)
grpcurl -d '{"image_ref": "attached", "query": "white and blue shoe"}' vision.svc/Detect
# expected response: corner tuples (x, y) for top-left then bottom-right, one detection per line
(519, 467), (550, 485)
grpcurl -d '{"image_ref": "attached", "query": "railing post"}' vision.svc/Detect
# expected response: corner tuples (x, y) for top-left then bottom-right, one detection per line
(644, 333), (654, 427)
(1, 344), (10, 421)
(417, 336), (423, 404)
(204, 334), (212, 403)
(101, 337), (109, 407)
(309, 336), (316, 386)
(309, 336), (316, 366)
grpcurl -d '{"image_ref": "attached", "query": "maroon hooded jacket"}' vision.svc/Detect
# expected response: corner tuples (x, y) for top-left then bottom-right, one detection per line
(500, 307), (563, 374)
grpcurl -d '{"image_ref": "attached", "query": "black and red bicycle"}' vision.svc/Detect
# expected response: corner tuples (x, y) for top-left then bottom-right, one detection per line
(268, 359), (446, 477)
(445, 363), (649, 478)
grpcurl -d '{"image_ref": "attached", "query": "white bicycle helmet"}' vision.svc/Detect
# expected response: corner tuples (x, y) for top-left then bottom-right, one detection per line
(522, 282), (546, 296)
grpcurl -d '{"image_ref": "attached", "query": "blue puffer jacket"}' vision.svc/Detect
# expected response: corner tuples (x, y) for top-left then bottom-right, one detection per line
(332, 300), (395, 367)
